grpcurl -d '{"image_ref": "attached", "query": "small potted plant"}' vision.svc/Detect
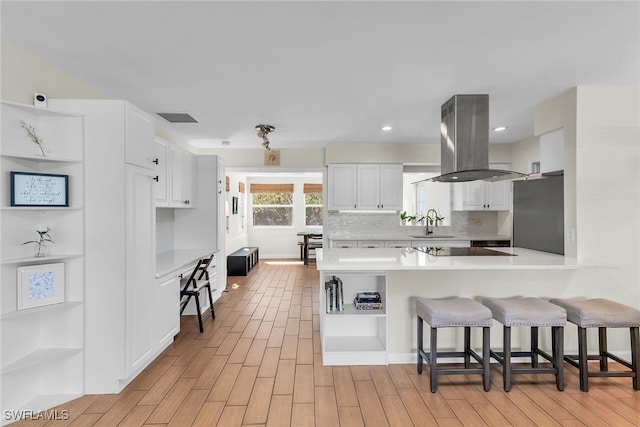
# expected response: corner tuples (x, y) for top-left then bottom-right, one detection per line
(409, 214), (417, 226)
(435, 213), (445, 226)
(22, 227), (54, 257)
(399, 211), (409, 225)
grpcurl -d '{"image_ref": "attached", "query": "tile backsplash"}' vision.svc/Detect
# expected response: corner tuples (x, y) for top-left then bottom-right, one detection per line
(325, 210), (498, 237)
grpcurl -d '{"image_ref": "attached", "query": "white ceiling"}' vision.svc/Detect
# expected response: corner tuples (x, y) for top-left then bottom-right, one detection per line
(2, 1), (639, 150)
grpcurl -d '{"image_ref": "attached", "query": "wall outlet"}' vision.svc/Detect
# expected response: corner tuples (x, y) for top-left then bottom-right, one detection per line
(567, 228), (576, 241)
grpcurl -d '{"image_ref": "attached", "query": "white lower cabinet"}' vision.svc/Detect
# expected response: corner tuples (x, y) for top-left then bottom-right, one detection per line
(331, 240), (357, 248)
(319, 272), (387, 365)
(384, 241), (412, 248)
(155, 274), (180, 349)
(411, 240), (470, 248)
(357, 241), (385, 248)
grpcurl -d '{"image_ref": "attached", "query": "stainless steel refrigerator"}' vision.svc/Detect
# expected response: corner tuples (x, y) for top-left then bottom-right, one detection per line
(512, 176), (564, 255)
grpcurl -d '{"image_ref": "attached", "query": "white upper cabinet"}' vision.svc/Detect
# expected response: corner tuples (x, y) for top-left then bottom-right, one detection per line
(153, 138), (169, 205)
(327, 164), (358, 210)
(168, 145), (197, 208)
(125, 103), (155, 169)
(378, 163), (403, 211)
(356, 164), (381, 210)
(452, 164), (511, 211)
(328, 163), (402, 211)
(539, 128), (564, 173)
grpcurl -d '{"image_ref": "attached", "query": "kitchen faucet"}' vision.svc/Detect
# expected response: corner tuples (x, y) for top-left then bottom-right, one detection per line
(425, 208), (438, 235)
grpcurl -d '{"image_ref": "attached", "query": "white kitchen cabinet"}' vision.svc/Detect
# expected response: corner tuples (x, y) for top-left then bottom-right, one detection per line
(411, 240), (470, 248)
(331, 240), (357, 248)
(125, 102), (155, 170)
(357, 164), (403, 211)
(384, 241), (412, 248)
(328, 163), (402, 211)
(154, 138), (169, 206)
(357, 241), (385, 248)
(319, 272), (387, 365)
(49, 99), (158, 393)
(452, 164), (511, 211)
(1, 101), (85, 418)
(327, 164), (357, 210)
(169, 145), (197, 208)
(125, 165), (155, 375)
(155, 273), (180, 349)
(540, 128), (564, 173)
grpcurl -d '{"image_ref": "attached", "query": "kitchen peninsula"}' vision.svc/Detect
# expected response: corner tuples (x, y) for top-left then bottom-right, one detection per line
(316, 247), (613, 366)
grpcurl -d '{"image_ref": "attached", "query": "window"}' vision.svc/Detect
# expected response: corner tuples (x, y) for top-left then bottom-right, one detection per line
(304, 183), (323, 226)
(250, 183), (293, 226)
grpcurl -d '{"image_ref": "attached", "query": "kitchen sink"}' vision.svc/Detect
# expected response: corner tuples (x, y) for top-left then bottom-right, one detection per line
(409, 235), (457, 238)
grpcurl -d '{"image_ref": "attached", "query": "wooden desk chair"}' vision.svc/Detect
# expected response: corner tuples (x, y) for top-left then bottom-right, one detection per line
(180, 254), (216, 332)
(306, 234), (323, 264)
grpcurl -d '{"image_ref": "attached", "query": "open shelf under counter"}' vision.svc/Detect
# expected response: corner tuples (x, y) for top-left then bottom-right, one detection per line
(1, 347), (83, 374)
(325, 303), (386, 317)
(322, 336), (387, 365)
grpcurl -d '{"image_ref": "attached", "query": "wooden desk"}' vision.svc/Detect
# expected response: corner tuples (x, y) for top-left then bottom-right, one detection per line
(297, 232), (322, 265)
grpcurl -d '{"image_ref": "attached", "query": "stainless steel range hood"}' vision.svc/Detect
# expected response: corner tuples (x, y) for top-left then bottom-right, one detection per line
(431, 94), (524, 182)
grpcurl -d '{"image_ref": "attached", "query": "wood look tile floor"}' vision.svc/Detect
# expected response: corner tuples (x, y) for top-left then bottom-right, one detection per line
(14, 260), (640, 426)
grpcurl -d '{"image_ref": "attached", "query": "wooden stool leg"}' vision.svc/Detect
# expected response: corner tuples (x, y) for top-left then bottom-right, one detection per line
(599, 327), (608, 371)
(430, 327), (437, 393)
(504, 326), (512, 392)
(464, 327), (471, 369)
(554, 326), (564, 391)
(631, 327), (639, 391)
(531, 326), (539, 368)
(483, 326), (491, 392)
(417, 315), (423, 374)
(578, 326), (589, 392)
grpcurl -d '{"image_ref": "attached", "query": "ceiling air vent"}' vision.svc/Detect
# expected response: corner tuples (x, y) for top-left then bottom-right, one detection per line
(156, 113), (198, 123)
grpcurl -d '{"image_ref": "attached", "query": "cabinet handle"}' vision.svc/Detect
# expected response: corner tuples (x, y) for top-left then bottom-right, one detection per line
(153, 158), (159, 165)
(153, 176), (159, 182)
(354, 204), (357, 208)
(381, 204), (384, 208)
(184, 200), (190, 205)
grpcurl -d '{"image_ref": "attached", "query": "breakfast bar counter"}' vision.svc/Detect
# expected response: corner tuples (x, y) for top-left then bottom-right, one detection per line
(315, 247), (616, 366)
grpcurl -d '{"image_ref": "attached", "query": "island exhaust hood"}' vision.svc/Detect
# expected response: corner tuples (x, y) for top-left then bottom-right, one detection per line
(431, 94), (524, 182)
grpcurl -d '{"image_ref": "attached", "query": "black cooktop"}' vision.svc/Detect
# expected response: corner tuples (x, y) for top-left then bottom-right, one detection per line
(415, 247), (517, 256)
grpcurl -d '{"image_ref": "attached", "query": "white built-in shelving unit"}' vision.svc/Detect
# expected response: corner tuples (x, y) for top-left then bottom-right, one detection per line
(319, 271), (387, 365)
(0, 101), (85, 422)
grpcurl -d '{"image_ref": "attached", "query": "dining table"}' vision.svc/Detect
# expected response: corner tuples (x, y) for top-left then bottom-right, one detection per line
(297, 231), (323, 265)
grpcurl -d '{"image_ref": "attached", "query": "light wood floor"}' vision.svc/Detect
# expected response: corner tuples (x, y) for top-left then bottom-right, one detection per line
(14, 260), (640, 426)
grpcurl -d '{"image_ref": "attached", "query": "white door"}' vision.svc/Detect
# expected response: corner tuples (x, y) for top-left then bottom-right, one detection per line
(357, 164), (381, 210)
(379, 164), (403, 211)
(328, 164), (357, 210)
(125, 164), (155, 375)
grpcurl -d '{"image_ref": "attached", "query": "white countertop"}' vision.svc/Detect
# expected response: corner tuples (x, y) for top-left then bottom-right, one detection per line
(156, 248), (218, 278)
(315, 247), (614, 271)
(327, 233), (510, 241)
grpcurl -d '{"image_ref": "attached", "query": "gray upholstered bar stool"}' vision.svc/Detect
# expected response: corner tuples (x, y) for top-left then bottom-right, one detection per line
(549, 298), (640, 391)
(416, 298), (492, 392)
(482, 297), (566, 392)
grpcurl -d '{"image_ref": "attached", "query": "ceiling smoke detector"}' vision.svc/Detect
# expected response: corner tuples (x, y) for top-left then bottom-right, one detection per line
(255, 124), (275, 151)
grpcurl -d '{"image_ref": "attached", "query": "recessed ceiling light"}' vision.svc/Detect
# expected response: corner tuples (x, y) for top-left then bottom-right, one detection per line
(382, 125), (392, 131)
(493, 126), (507, 132)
